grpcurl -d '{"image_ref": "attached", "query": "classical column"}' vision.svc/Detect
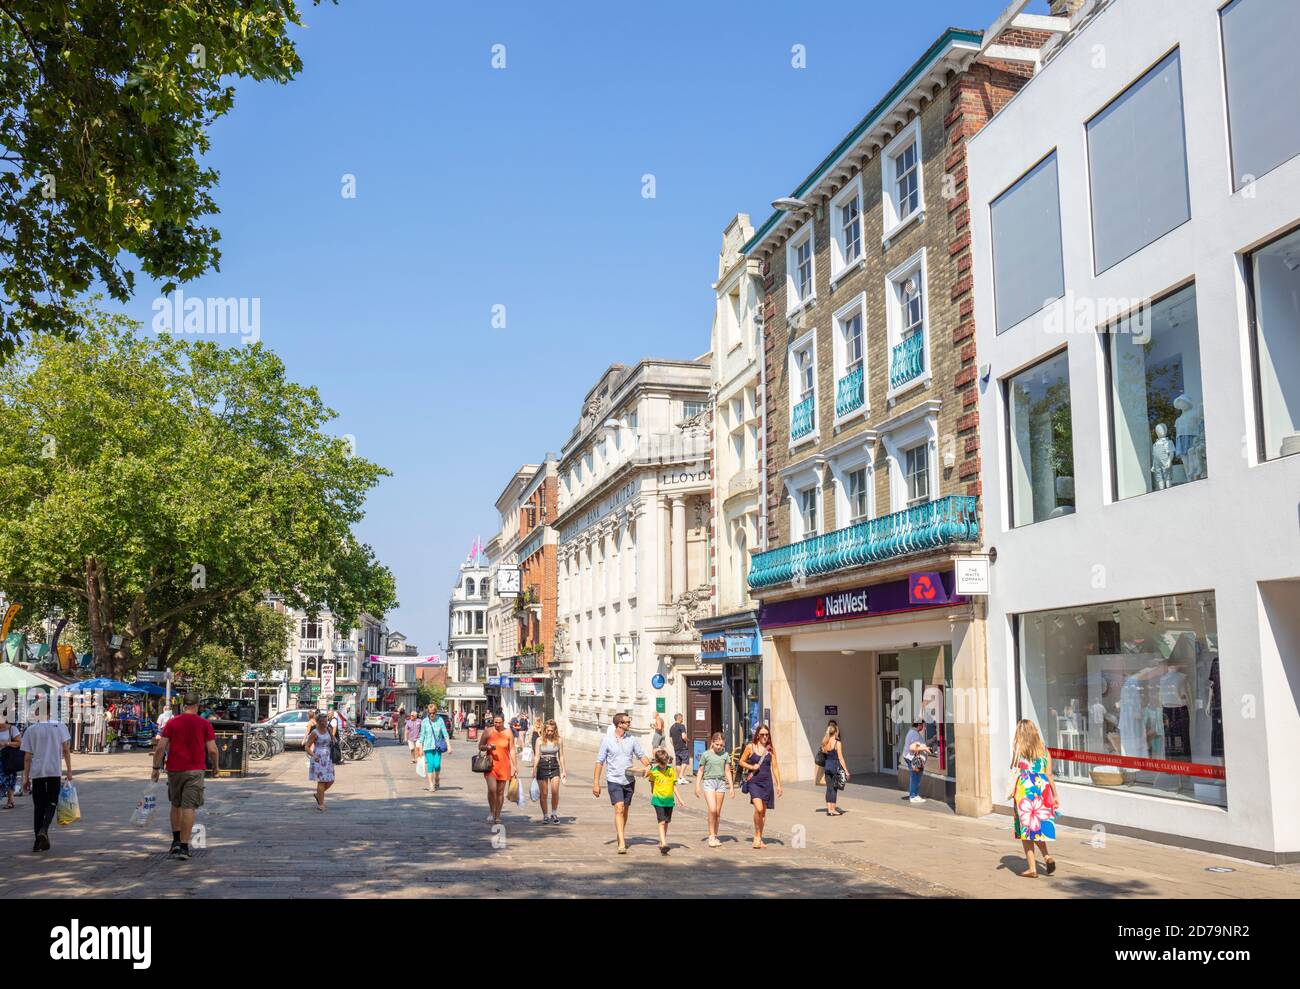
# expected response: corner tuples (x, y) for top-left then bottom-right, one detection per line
(671, 496), (687, 599)
(657, 498), (671, 605)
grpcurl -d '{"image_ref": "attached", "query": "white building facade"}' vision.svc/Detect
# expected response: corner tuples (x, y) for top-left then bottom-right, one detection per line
(446, 561), (490, 723)
(485, 464), (538, 723)
(553, 360), (714, 748)
(969, 0), (1300, 861)
(696, 214), (767, 755)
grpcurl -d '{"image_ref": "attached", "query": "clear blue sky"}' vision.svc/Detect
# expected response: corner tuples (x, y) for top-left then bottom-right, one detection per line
(116, 0), (1017, 649)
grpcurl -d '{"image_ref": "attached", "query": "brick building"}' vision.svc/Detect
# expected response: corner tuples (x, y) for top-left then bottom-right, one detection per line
(744, 13), (1054, 815)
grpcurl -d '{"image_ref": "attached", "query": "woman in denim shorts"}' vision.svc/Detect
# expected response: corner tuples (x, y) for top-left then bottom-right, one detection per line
(693, 732), (735, 848)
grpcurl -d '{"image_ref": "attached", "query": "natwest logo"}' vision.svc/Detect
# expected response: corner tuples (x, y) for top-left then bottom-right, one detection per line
(818, 588), (870, 619)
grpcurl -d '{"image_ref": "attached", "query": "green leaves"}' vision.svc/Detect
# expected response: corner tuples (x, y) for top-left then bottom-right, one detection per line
(0, 304), (397, 674)
(0, 0), (335, 354)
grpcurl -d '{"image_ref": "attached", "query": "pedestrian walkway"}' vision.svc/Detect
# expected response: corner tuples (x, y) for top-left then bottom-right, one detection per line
(561, 741), (1299, 898)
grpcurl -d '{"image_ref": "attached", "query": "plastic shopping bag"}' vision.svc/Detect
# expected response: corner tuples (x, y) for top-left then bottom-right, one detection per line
(130, 782), (159, 827)
(415, 757), (425, 778)
(529, 778), (540, 803)
(520, 746), (533, 765)
(56, 781), (80, 826)
(517, 781), (528, 808)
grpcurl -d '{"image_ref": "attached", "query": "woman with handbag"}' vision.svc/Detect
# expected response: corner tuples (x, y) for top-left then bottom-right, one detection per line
(305, 713), (336, 812)
(477, 714), (517, 825)
(820, 723), (849, 816)
(737, 724), (781, 849)
(420, 704), (452, 792)
(903, 720), (930, 804)
(0, 717), (22, 809)
(1009, 719), (1059, 878)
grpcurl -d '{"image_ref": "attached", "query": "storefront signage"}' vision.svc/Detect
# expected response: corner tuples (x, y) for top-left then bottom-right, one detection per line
(656, 697), (667, 714)
(955, 557), (990, 595)
(725, 631), (759, 658)
(908, 572), (950, 605)
(685, 676), (724, 690)
(824, 705), (838, 716)
(659, 467), (712, 488)
(320, 664), (335, 698)
(517, 680), (543, 697)
(613, 640), (635, 664)
(367, 686), (378, 701)
(651, 673), (666, 689)
(562, 479), (639, 544)
(1048, 748), (1226, 780)
(759, 573), (963, 630)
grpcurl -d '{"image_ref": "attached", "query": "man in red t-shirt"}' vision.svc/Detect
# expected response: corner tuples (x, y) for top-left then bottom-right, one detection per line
(150, 697), (218, 860)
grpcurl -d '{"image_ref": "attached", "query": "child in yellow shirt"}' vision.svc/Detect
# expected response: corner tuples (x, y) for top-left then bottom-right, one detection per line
(646, 748), (678, 855)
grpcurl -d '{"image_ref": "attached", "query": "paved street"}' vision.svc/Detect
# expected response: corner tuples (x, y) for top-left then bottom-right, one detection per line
(2, 737), (1297, 898)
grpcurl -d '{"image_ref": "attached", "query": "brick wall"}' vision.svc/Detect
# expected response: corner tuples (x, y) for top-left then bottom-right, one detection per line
(760, 54), (1042, 552)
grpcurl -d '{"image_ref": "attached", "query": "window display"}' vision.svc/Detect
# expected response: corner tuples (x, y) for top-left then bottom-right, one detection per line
(1007, 349), (1074, 526)
(1107, 284), (1207, 498)
(1017, 591), (1225, 806)
(1247, 225), (1300, 461)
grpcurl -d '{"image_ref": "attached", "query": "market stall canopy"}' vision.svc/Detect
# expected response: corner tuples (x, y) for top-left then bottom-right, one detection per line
(0, 664), (48, 689)
(62, 677), (146, 694)
(130, 681), (167, 696)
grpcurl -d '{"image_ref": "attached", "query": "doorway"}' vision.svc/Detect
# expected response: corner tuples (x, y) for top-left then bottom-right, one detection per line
(878, 652), (901, 774)
(686, 675), (723, 770)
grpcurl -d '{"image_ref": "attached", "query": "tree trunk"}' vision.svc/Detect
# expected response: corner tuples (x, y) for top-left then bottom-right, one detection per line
(84, 558), (111, 672)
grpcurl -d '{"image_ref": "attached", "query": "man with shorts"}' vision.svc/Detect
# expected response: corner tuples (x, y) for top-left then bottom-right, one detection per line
(593, 712), (650, 855)
(151, 697), (218, 860)
(669, 712), (691, 785)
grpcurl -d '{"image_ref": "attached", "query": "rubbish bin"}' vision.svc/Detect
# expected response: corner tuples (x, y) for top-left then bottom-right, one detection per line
(207, 720), (248, 778)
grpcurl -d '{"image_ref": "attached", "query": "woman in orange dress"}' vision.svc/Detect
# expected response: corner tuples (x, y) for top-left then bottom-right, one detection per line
(477, 714), (517, 825)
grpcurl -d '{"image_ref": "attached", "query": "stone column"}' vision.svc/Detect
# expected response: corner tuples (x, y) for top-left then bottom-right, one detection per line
(951, 607), (992, 817)
(671, 496), (687, 600)
(765, 634), (802, 781)
(657, 498), (671, 605)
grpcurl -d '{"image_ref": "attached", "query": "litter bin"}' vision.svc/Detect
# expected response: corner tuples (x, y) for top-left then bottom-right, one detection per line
(207, 720), (248, 778)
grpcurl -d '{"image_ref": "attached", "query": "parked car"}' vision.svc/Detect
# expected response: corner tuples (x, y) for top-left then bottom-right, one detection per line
(258, 709), (316, 748)
(363, 711), (387, 730)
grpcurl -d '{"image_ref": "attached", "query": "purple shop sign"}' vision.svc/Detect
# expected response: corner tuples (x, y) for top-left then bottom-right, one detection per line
(758, 572), (963, 630)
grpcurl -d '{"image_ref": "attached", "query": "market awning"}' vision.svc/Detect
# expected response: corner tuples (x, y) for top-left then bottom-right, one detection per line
(62, 677), (146, 694)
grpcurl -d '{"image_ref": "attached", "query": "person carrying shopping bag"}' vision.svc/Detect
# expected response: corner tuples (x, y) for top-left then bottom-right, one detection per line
(420, 704), (451, 792)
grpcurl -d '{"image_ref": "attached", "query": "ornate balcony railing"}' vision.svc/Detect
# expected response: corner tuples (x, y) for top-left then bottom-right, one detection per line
(889, 332), (925, 390)
(835, 365), (865, 418)
(747, 495), (979, 590)
(791, 395), (815, 440)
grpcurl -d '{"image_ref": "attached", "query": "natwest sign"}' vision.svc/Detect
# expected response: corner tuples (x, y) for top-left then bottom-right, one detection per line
(759, 572), (963, 630)
(815, 588), (870, 620)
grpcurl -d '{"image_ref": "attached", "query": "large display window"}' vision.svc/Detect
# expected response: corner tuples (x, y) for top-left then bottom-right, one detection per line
(1017, 591), (1225, 806)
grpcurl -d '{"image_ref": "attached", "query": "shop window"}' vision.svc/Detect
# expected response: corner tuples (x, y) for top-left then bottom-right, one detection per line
(1106, 284), (1207, 498)
(1086, 50), (1191, 273)
(1221, 0), (1300, 190)
(1247, 225), (1300, 460)
(1016, 591), (1225, 807)
(1006, 350), (1075, 526)
(991, 152), (1065, 333)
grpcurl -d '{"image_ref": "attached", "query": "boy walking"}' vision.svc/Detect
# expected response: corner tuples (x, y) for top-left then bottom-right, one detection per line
(646, 748), (680, 855)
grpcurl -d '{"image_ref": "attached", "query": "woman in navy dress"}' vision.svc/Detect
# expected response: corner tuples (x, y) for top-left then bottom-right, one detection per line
(738, 724), (782, 849)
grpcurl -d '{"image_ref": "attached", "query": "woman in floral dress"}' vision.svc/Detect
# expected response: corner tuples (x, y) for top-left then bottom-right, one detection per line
(1009, 719), (1058, 878)
(305, 713), (336, 812)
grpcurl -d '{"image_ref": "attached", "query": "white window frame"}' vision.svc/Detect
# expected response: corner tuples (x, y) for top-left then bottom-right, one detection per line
(879, 401), (939, 513)
(785, 221), (817, 315)
(799, 486), (820, 538)
(779, 455), (827, 544)
(830, 176), (866, 286)
(827, 437), (876, 529)
(902, 443), (931, 507)
(787, 329), (820, 450)
(881, 118), (925, 244)
(885, 248), (931, 402)
(832, 293), (869, 426)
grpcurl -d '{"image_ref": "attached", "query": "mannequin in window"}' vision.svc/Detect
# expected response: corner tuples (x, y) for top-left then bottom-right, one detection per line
(1173, 395), (1205, 481)
(1159, 661), (1191, 760)
(1150, 423), (1175, 490)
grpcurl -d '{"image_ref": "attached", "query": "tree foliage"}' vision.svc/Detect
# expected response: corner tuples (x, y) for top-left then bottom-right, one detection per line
(0, 307), (397, 676)
(0, 0), (335, 353)
(416, 680), (445, 713)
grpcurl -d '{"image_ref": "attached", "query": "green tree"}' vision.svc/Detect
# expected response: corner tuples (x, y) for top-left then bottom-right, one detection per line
(0, 0), (336, 354)
(0, 308), (397, 676)
(416, 680), (445, 712)
(173, 642), (242, 698)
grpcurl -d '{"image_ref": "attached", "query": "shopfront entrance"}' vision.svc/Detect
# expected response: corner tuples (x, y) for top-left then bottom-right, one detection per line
(684, 675), (722, 767)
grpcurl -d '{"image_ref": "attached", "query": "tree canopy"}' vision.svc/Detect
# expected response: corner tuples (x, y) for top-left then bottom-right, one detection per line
(0, 306), (397, 676)
(0, 0), (334, 354)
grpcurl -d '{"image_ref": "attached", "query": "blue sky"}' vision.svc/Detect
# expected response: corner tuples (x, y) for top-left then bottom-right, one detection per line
(117, 0), (1017, 649)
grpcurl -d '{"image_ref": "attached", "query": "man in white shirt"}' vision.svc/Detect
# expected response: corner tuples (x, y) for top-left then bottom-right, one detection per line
(21, 712), (72, 853)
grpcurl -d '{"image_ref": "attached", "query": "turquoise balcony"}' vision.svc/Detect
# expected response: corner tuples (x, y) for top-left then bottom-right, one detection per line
(791, 395), (815, 441)
(747, 495), (980, 590)
(889, 332), (925, 390)
(835, 365), (865, 418)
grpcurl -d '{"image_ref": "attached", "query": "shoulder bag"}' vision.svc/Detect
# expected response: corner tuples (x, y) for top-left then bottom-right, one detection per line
(814, 748), (827, 767)
(472, 734), (494, 773)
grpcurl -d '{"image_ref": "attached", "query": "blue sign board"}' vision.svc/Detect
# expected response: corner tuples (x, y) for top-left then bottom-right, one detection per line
(651, 673), (666, 690)
(700, 624), (761, 662)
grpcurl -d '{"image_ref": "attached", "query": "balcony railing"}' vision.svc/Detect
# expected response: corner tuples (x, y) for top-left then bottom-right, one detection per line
(791, 395), (815, 441)
(835, 364), (865, 418)
(299, 638), (322, 652)
(747, 495), (980, 590)
(889, 332), (925, 390)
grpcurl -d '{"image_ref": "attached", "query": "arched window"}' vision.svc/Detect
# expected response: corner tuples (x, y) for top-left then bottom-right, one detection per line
(466, 578), (476, 596)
